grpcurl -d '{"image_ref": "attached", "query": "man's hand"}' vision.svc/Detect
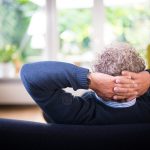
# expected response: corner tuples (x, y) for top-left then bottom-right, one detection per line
(114, 71), (150, 100)
(88, 72), (137, 100)
(88, 73), (115, 100)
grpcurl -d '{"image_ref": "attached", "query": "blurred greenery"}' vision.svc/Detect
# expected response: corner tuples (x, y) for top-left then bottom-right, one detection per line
(58, 9), (92, 55)
(0, 0), (38, 62)
(105, 6), (150, 51)
(0, 45), (16, 63)
(0, 1), (150, 61)
(58, 5), (150, 56)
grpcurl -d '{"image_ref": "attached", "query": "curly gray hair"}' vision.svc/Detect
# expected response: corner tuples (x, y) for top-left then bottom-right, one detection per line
(93, 42), (146, 76)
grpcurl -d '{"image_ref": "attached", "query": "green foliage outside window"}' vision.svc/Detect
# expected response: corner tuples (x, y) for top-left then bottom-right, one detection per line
(0, 1), (150, 62)
(0, 0), (38, 62)
(0, 45), (16, 63)
(105, 6), (150, 50)
(58, 9), (92, 55)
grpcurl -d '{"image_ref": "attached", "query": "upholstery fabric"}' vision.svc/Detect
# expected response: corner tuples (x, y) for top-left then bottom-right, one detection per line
(0, 118), (150, 149)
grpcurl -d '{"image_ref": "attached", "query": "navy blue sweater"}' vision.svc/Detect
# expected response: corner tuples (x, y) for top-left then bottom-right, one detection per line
(21, 61), (150, 125)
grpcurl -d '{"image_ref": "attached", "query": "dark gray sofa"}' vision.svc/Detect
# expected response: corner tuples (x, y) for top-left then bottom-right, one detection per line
(0, 118), (150, 149)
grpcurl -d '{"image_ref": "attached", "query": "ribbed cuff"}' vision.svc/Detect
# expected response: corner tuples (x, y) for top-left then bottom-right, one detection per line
(75, 66), (89, 90)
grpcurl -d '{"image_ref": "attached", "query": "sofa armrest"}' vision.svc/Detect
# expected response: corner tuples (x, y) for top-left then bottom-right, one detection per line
(0, 118), (150, 149)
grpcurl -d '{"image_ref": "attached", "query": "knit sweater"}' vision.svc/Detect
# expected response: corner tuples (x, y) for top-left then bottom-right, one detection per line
(21, 61), (150, 125)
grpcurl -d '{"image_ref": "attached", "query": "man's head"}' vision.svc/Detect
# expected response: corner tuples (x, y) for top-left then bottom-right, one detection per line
(93, 42), (146, 76)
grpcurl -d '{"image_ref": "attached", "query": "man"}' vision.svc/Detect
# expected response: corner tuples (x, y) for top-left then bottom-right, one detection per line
(91, 42), (146, 108)
(21, 43), (150, 125)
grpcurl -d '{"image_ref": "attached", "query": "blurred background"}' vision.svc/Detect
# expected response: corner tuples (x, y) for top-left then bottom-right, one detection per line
(0, 0), (150, 122)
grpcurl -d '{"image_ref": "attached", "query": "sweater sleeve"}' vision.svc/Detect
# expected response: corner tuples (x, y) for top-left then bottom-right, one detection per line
(20, 61), (95, 124)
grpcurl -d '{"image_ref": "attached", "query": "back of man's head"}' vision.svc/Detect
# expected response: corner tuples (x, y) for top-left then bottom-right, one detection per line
(93, 42), (146, 76)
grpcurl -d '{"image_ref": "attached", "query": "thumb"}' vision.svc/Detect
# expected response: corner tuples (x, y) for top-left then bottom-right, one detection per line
(122, 71), (137, 79)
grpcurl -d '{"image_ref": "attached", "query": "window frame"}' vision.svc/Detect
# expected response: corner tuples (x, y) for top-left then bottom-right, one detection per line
(45, 0), (105, 60)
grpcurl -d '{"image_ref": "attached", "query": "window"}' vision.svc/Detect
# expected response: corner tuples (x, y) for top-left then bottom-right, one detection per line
(0, 0), (46, 63)
(104, 0), (150, 57)
(56, 0), (94, 66)
(1, 0), (150, 78)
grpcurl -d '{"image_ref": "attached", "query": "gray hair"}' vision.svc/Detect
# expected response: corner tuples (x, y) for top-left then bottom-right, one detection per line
(93, 42), (146, 76)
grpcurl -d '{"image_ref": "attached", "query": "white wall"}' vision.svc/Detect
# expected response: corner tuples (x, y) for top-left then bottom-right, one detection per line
(0, 79), (34, 105)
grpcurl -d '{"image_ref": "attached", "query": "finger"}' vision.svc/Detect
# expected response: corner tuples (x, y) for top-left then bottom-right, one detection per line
(113, 90), (138, 100)
(114, 83), (138, 88)
(115, 77), (136, 84)
(113, 95), (126, 100)
(114, 87), (137, 93)
(121, 71), (131, 76)
(115, 91), (138, 97)
(122, 71), (138, 79)
(127, 96), (137, 101)
(113, 94), (137, 100)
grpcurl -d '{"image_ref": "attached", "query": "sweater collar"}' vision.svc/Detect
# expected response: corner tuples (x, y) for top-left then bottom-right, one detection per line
(95, 93), (136, 108)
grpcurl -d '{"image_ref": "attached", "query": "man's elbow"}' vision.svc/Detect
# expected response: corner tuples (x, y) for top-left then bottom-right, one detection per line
(20, 64), (30, 81)
(20, 63), (33, 89)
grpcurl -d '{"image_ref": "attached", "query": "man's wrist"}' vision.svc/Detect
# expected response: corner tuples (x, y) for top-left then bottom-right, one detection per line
(87, 72), (95, 89)
(87, 71), (91, 88)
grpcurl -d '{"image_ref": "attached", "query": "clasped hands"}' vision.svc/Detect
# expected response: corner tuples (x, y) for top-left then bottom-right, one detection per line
(89, 71), (150, 101)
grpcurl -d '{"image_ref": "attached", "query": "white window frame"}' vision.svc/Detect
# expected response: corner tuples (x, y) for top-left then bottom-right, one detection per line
(45, 0), (105, 60)
(45, 0), (58, 60)
(92, 0), (104, 53)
